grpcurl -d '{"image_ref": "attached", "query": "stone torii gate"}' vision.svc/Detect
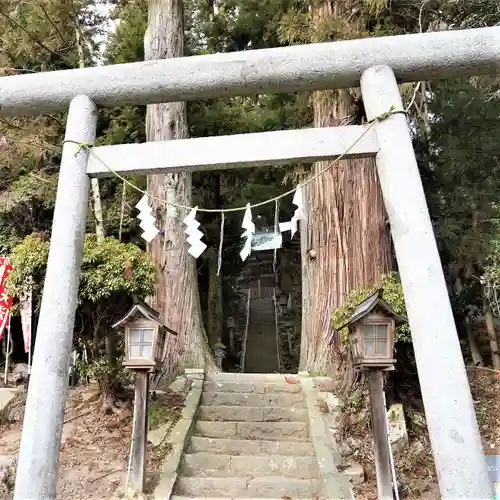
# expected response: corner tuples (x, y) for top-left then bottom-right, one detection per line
(2, 26), (499, 500)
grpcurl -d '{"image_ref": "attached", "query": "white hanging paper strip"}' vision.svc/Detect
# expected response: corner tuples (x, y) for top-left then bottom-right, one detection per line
(240, 203), (255, 261)
(279, 186), (306, 238)
(183, 206), (207, 259)
(139, 213), (156, 229)
(135, 195), (150, 214)
(135, 195), (159, 243)
(141, 225), (160, 243)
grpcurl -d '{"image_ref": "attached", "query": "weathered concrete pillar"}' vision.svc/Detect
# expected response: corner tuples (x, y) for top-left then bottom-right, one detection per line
(14, 95), (97, 500)
(360, 65), (493, 499)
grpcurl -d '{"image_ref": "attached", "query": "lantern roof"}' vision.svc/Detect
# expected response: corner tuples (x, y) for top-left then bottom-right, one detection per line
(112, 298), (178, 336)
(338, 289), (407, 329)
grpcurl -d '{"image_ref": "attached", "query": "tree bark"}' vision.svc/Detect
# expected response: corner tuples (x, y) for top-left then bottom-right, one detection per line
(145, 0), (214, 379)
(465, 316), (484, 367)
(207, 247), (223, 348)
(300, 0), (393, 373)
(483, 299), (500, 370)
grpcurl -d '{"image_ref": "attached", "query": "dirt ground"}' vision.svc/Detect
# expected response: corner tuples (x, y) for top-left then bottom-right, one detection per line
(349, 366), (500, 500)
(0, 380), (187, 500)
(1, 385), (132, 500)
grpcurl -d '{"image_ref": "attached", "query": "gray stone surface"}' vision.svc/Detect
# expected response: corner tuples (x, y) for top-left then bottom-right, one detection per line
(153, 379), (203, 499)
(0, 389), (15, 422)
(2, 27), (499, 117)
(387, 403), (409, 453)
(187, 436), (315, 456)
(203, 381), (301, 394)
(201, 391), (303, 407)
(198, 405), (308, 422)
(13, 95), (98, 500)
(148, 423), (171, 448)
(164, 373), (348, 500)
(171, 497), (309, 500)
(175, 476), (323, 498)
(11, 363), (29, 376)
(194, 421), (309, 441)
(344, 462), (365, 485)
(301, 375), (354, 499)
(361, 65), (494, 498)
(181, 453), (318, 478)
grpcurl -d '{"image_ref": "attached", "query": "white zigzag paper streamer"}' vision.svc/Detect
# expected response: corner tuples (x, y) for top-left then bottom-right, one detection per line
(240, 204), (255, 261)
(279, 186), (306, 238)
(183, 206), (207, 259)
(135, 195), (159, 243)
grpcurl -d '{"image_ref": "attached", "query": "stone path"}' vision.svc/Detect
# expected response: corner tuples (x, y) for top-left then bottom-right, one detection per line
(167, 373), (353, 499)
(244, 297), (279, 373)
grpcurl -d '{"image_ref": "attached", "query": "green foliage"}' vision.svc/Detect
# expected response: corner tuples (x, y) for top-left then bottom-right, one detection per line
(79, 234), (155, 302)
(332, 272), (410, 343)
(76, 341), (133, 388)
(7, 233), (155, 306)
(424, 75), (500, 315)
(8, 232), (155, 390)
(0, 0), (111, 254)
(6, 234), (50, 306)
(480, 219), (500, 316)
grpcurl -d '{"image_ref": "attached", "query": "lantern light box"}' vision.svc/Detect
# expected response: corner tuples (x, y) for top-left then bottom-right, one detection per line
(112, 299), (177, 372)
(339, 289), (407, 370)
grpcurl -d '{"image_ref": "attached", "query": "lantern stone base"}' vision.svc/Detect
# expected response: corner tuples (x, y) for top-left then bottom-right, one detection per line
(355, 363), (395, 371)
(122, 360), (158, 372)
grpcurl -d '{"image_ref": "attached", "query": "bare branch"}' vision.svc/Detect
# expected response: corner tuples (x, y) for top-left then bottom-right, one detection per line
(34, 0), (70, 48)
(0, 8), (65, 59)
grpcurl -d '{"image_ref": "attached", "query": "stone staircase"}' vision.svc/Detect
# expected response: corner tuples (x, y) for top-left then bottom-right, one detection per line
(170, 373), (329, 499)
(244, 296), (279, 373)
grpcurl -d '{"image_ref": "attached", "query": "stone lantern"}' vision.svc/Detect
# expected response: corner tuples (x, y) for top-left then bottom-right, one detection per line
(113, 299), (177, 373)
(112, 299), (177, 494)
(339, 289), (407, 500)
(339, 289), (406, 371)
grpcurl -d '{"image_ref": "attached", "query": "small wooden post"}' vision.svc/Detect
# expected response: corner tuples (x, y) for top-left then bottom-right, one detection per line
(367, 370), (393, 500)
(130, 371), (149, 493)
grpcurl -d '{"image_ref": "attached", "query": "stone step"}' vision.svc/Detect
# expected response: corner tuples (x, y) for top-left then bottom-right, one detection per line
(198, 405), (308, 422)
(174, 476), (323, 498)
(201, 391), (304, 407)
(205, 373), (297, 384)
(194, 421), (309, 441)
(203, 381), (301, 394)
(187, 437), (315, 456)
(171, 497), (311, 500)
(181, 453), (319, 478)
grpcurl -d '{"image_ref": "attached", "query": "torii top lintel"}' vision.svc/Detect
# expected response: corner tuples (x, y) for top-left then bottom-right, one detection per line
(1, 26), (499, 117)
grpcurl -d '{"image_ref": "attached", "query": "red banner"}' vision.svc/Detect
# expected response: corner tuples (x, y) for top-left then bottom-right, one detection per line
(0, 257), (13, 341)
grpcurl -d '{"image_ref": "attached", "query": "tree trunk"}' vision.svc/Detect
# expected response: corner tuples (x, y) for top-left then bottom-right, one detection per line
(465, 316), (484, 367)
(206, 176), (223, 349)
(145, 0), (214, 379)
(300, 0), (393, 373)
(483, 299), (500, 370)
(207, 247), (223, 348)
